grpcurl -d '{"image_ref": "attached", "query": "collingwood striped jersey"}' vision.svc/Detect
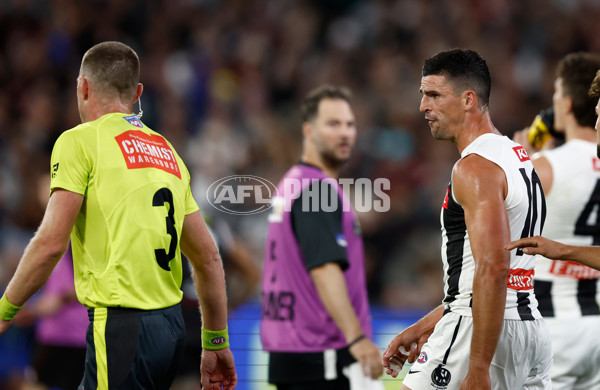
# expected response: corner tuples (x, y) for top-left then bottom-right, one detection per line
(441, 133), (545, 320)
(533, 139), (600, 318)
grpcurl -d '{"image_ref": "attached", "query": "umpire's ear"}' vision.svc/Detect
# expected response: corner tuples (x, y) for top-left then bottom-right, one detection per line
(77, 76), (90, 101)
(133, 83), (143, 104)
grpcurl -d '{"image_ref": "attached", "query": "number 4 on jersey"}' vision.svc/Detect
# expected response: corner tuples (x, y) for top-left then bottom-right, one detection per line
(574, 179), (600, 245)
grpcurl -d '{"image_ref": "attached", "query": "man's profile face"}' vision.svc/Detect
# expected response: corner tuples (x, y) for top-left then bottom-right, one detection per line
(310, 98), (357, 166)
(419, 74), (464, 141)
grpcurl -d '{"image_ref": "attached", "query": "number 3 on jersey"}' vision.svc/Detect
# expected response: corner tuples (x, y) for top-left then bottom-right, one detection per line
(153, 187), (178, 270)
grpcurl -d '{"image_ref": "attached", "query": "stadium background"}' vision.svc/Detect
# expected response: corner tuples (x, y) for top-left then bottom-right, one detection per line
(0, 0), (599, 389)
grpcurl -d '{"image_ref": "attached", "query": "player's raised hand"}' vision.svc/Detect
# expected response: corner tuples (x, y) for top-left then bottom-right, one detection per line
(348, 337), (383, 379)
(504, 235), (565, 259)
(200, 348), (237, 390)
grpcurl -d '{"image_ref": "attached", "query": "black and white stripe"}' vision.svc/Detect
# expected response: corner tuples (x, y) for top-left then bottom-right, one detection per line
(534, 140), (600, 319)
(441, 183), (467, 306)
(440, 134), (543, 321)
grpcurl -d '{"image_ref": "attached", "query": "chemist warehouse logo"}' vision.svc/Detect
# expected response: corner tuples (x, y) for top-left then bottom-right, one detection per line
(115, 130), (181, 179)
(206, 176), (391, 216)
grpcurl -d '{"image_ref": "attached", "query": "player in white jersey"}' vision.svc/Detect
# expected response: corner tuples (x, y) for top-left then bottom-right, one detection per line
(511, 53), (600, 389)
(383, 49), (551, 390)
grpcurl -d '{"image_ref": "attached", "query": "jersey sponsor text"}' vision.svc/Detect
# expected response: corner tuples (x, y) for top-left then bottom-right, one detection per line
(549, 260), (600, 280)
(507, 268), (534, 290)
(513, 146), (530, 162)
(115, 130), (181, 179)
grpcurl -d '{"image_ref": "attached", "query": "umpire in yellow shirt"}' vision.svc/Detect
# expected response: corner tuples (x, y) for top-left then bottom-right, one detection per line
(0, 41), (237, 390)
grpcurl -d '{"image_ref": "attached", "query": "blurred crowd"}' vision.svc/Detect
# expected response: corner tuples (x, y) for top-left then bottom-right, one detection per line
(1, 0), (600, 329)
(1, 0), (600, 388)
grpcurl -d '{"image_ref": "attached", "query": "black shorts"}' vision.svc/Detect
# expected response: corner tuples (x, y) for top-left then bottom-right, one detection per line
(269, 347), (354, 389)
(80, 304), (186, 390)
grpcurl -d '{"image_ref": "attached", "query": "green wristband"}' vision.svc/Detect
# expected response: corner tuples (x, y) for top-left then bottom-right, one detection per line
(201, 327), (230, 350)
(0, 293), (22, 321)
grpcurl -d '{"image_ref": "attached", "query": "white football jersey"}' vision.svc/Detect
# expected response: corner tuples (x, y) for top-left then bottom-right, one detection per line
(441, 133), (545, 320)
(534, 139), (600, 318)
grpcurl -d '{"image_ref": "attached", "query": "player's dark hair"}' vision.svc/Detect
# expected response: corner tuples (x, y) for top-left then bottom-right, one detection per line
(557, 52), (600, 128)
(422, 49), (491, 109)
(301, 84), (352, 123)
(80, 41), (140, 101)
(589, 70), (600, 98)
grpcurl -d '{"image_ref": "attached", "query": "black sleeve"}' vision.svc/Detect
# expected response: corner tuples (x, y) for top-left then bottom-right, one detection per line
(291, 180), (349, 271)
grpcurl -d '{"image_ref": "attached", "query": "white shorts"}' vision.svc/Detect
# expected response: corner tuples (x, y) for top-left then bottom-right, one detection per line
(545, 316), (600, 390)
(402, 312), (552, 390)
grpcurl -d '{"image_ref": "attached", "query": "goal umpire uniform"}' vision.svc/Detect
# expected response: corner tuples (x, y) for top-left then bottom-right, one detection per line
(261, 163), (372, 389)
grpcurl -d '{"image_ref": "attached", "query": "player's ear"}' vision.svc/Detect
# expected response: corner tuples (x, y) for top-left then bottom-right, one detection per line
(463, 90), (479, 111)
(133, 83), (143, 104)
(564, 96), (573, 115)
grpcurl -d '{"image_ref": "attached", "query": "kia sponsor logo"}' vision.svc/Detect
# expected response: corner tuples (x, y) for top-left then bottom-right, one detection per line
(513, 145), (530, 162)
(206, 175), (278, 215)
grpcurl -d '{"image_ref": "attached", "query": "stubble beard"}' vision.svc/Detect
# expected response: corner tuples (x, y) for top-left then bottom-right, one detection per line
(430, 121), (451, 141)
(321, 148), (350, 171)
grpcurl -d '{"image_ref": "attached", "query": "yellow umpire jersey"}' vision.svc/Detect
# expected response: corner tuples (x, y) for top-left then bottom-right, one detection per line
(50, 112), (199, 310)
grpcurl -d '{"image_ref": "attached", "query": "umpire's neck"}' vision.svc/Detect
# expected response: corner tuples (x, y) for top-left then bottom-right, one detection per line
(76, 75), (144, 123)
